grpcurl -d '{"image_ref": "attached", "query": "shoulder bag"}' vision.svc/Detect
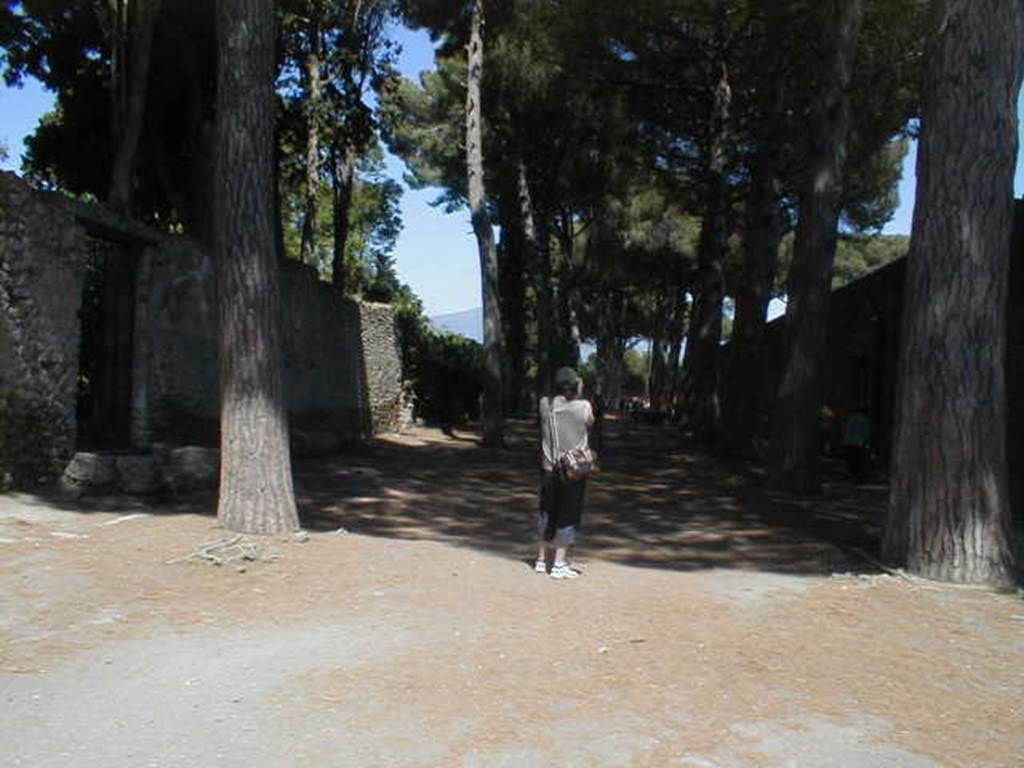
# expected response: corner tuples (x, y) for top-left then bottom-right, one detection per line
(551, 405), (598, 481)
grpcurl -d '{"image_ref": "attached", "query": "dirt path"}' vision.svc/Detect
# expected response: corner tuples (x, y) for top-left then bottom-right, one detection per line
(1, 420), (1022, 767)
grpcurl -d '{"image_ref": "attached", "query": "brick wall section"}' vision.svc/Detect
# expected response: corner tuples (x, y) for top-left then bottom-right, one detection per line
(0, 172), (88, 487)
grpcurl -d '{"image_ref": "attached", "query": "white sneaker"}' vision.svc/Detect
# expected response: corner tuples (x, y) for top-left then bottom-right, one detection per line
(550, 564), (580, 579)
(534, 559), (547, 574)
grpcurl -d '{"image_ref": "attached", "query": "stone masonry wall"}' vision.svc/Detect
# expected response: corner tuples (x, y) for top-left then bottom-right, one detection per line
(358, 301), (404, 434)
(141, 244), (403, 447)
(0, 172), (88, 487)
(141, 237), (221, 443)
(752, 202), (1023, 517)
(0, 171), (402, 488)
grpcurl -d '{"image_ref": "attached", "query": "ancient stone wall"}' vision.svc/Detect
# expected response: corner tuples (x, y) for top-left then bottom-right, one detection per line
(358, 301), (405, 434)
(139, 237), (221, 444)
(0, 171), (403, 490)
(752, 202), (1024, 517)
(139, 241), (403, 448)
(0, 172), (87, 487)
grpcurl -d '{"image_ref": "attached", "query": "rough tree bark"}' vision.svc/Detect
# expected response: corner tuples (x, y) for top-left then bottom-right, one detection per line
(467, 0), (504, 447)
(107, 0), (162, 212)
(214, 0), (299, 534)
(499, 201), (527, 415)
(883, 0), (1021, 586)
(330, 141), (356, 291)
(684, 62), (731, 442)
(718, 2), (786, 457)
(719, 144), (783, 456)
(299, 3), (323, 266)
(769, 0), (863, 492)
(534, 211), (557, 395)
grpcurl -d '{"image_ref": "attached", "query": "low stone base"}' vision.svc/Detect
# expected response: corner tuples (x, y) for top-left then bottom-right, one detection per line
(60, 445), (221, 497)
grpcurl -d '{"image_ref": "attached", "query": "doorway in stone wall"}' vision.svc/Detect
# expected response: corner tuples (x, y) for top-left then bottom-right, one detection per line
(76, 236), (138, 449)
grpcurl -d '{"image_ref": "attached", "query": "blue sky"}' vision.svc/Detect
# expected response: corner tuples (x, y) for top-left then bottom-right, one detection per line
(2, 24), (1022, 317)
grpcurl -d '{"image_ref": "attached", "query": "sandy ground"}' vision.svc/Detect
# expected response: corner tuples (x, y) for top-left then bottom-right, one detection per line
(1, 419), (1022, 768)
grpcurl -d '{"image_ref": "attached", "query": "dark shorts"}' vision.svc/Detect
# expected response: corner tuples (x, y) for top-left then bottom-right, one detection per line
(539, 470), (586, 545)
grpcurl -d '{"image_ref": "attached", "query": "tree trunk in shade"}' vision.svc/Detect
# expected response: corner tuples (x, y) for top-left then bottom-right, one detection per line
(299, 7), (323, 266)
(330, 141), (356, 292)
(108, 0), (162, 212)
(684, 62), (731, 443)
(719, 144), (783, 457)
(769, 0), (863, 492)
(466, 0), (504, 447)
(883, 0), (1021, 586)
(214, 0), (299, 534)
(516, 154), (552, 395)
(719, 1), (787, 458)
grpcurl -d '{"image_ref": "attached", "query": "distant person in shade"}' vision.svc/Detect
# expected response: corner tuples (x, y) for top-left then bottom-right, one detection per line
(536, 366), (594, 579)
(842, 403), (872, 482)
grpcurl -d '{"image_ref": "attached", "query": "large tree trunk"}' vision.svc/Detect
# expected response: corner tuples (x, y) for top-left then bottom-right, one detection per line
(719, 145), (783, 457)
(534, 210), (557, 395)
(516, 155), (553, 395)
(299, 5), (323, 266)
(554, 209), (582, 370)
(467, 0), (504, 447)
(769, 0), (863, 492)
(718, 2), (786, 457)
(883, 0), (1021, 586)
(330, 140), (356, 291)
(684, 237), (725, 439)
(499, 206), (527, 415)
(107, 0), (162, 212)
(684, 63), (731, 442)
(214, 0), (299, 534)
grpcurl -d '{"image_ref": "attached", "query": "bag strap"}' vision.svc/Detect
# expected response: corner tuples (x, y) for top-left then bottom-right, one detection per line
(550, 402), (562, 460)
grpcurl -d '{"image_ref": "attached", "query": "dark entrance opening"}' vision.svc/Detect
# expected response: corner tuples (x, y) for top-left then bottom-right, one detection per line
(76, 237), (138, 449)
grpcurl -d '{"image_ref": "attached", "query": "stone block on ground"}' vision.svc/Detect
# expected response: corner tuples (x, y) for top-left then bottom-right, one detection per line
(62, 452), (118, 489)
(163, 446), (220, 493)
(115, 454), (162, 495)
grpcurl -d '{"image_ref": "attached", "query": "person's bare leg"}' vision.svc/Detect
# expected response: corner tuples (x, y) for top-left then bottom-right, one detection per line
(551, 546), (579, 578)
(554, 547), (568, 567)
(535, 543), (550, 572)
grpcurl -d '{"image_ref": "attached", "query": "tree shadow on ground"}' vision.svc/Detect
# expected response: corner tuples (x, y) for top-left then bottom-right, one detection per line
(13, 418), (893, 577)
(296, 418), (890, 577)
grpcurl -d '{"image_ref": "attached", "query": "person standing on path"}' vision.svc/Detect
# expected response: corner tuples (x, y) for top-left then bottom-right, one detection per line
(536, 367), (595, 579)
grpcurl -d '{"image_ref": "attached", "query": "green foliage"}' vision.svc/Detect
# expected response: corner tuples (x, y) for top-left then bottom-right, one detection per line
(4, 0), (219, 225)
(842, 137), (909, 232)
(277, 0), (401, 171)
(397, 307), (484, 426)
(621, 347), (650, 396)
(831, 234), (909, 288)
(777, 232), (909, 291)
(380, 58), (468, 210)
(279, 143), (404, 298)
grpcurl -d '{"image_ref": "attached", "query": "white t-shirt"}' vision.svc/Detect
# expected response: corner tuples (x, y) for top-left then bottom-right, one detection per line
(539, 395), (594, 472)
